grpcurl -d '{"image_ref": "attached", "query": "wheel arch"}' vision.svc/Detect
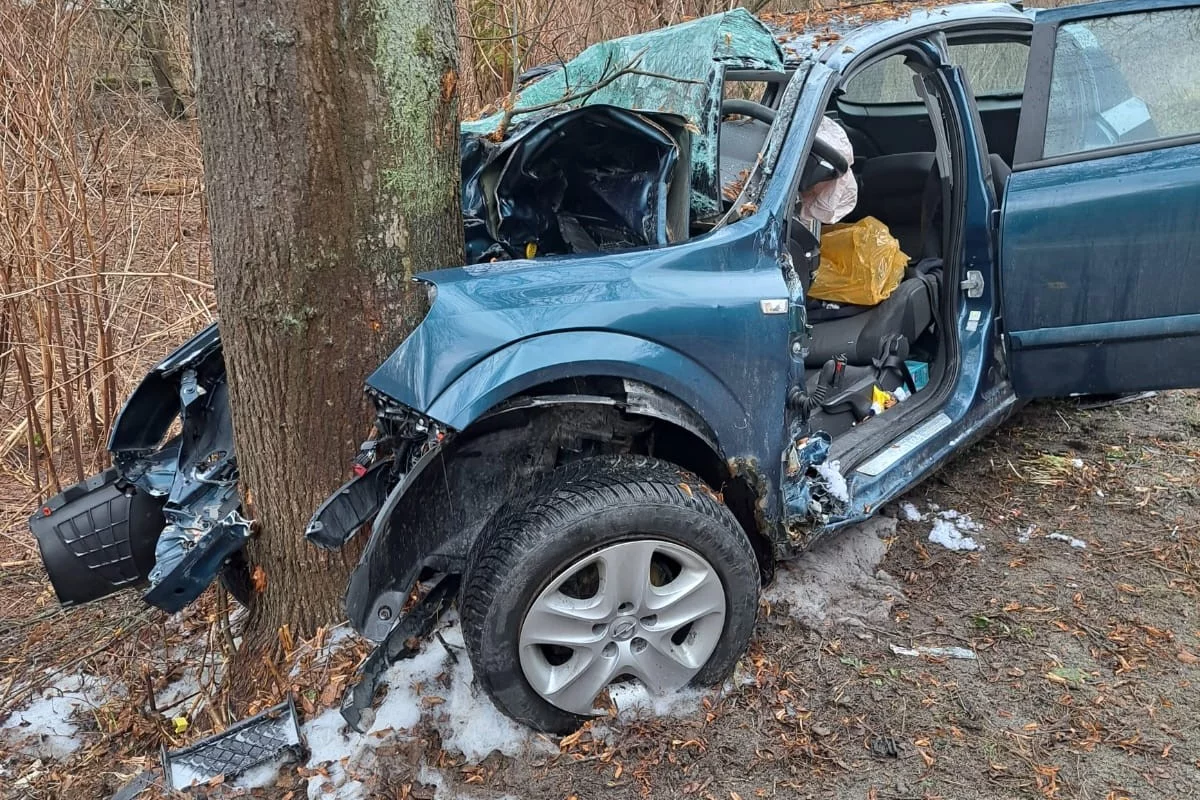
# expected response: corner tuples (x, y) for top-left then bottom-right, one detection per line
(345, 377), (774, 640)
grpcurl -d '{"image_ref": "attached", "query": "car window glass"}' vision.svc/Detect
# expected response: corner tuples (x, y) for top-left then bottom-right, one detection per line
(842, 42), (1028, 105)
(949, 41), (1028, 98)
(841, 55), (919, 104)
(1044, 8), (1200, 158)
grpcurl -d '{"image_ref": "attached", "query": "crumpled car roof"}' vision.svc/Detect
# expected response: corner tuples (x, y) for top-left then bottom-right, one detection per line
(463, 8), (785, 217)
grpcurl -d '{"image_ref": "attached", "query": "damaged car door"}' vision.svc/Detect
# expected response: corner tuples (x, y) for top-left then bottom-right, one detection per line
(1000, 0), (1200, 396)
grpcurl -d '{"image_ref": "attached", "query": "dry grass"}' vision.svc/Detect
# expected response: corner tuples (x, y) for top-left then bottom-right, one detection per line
(0, 1), (212, 517)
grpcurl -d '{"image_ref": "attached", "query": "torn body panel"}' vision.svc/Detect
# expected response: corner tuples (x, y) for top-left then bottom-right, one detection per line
(462, 8), (784, 219)
(30, 324), (248, 612)
(461, 106), (692, 263)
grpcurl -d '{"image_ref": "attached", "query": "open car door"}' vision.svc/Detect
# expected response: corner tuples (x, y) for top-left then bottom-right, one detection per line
(999, 0), (1200, 397)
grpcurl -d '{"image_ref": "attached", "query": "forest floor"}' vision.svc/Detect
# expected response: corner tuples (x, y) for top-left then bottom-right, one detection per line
(2, 391), (1198, 800)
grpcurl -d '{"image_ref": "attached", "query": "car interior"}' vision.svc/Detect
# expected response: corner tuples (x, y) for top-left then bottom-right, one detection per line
(719, 33), (1031, 444)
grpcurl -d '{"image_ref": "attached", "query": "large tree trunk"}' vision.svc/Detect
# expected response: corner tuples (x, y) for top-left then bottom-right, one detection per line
(189, 0), (462, 679)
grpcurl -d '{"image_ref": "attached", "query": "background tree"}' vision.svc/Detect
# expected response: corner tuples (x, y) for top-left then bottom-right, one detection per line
(188, 0), (463, 675)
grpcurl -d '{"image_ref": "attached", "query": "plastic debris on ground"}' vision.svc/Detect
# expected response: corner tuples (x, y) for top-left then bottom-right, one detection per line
(163, 697), (304, 791)
(890, 644), (976, 660)
(1075, 390), (1157, 410)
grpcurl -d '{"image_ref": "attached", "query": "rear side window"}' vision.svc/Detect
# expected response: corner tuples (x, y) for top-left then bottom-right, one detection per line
(1044, 8), (1200, 158)
(950, 41), (1028, 98)
(841, 41), (1028, 105)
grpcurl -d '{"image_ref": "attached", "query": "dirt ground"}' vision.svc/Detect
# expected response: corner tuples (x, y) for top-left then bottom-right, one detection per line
(2, 390), (1198, 800)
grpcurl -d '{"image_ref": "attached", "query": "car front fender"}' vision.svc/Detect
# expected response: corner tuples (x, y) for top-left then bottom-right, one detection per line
(425, 330), (750, 445)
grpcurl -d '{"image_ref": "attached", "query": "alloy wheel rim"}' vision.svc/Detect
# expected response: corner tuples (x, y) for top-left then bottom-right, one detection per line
(518, 539), (727, 715)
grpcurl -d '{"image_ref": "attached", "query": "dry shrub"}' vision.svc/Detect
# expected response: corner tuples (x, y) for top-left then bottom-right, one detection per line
(0, 1), (211, 519)
(457, 0), (751, 115)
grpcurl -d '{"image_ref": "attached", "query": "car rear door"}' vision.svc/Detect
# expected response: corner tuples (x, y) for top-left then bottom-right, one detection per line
(999, 0), (1200, 397)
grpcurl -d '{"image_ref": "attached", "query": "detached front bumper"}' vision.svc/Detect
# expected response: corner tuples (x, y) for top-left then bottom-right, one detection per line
(28, 323), (250, 612)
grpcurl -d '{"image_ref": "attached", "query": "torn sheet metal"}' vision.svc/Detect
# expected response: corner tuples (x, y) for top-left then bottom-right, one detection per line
(461, 106), (691, 263)
(462, 8), (784, 218)
(162, 696), (303, 790)
(29, 324), (249, 612)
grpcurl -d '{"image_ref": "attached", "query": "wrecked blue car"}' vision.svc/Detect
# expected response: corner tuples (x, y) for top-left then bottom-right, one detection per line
(32, 1), (1200, 733)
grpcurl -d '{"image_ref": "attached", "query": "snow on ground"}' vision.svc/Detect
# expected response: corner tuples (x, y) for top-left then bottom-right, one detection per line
(283, 617), (553, 799)
(1015, 525), (1085, 548)
(926, 508), (984, 552)
(0, 673), (121, 759)
(1047, 532), (1088, 549)
(153, 667), (201, 715)
(897, 501), (985, 552)
(608, 683), (705, 720)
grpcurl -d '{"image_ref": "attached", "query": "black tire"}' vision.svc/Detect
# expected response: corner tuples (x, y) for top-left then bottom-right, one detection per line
(460, 455), (760, 734)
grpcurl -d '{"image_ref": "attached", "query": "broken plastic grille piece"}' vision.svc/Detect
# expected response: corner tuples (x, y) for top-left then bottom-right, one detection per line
(161, 696), (303, 790)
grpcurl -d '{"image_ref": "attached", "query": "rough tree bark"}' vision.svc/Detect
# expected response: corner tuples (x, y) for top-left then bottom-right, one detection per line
(188, 0), (462, 674)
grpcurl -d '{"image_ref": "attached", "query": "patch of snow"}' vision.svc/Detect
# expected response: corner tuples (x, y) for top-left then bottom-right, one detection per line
(608, 683), (705, 720)
(899, 501), (924, 522)
(416, 762), (448, 798)
(927, 509), (984, 552)
(435, 625), (544, 761)
(1071, 457), (1084, 469)
(1047, 532), (1087, 549)
(292, 618), (547, 798)
(297, 706), (365, 800)
(814, 460), (850, 503)
(368, 635), (454, 735)
(233, 761), (283, 790)
(1, 673), (120, 759)
(154, 669), (200, 714)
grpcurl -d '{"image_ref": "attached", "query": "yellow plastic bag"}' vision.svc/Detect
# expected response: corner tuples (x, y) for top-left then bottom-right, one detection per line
(808, 216), (908, 306)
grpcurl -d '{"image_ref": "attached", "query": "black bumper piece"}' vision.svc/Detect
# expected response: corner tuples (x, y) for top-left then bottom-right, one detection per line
(29, 468), (165, 607)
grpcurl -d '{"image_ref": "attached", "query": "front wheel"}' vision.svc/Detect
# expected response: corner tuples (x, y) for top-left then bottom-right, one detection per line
(460, 455), (760, 733)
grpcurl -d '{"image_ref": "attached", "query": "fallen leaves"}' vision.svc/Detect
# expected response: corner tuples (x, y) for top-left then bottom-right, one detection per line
(251, 564), (268, 593)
